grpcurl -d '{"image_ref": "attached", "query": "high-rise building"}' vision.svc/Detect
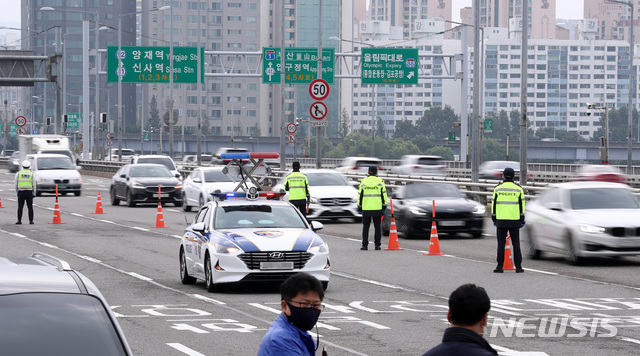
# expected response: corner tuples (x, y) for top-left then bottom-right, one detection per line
(369, 0), (453, 38)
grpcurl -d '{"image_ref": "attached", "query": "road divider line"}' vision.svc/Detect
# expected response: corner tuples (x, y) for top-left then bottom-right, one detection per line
(192, 294), (226, 305)
(127, 272), (153, 281)
(166, 343), (207, 356)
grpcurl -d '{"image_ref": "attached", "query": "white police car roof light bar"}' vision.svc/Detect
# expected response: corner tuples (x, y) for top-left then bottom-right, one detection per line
(219, 152), (280, 192)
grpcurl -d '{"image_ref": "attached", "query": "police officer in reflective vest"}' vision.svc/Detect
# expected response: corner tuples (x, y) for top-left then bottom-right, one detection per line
(285, 161), (310, 218)
(357, 166), (388, 250)
(491, 167), (525, 273)
(14, 160), (36, 225)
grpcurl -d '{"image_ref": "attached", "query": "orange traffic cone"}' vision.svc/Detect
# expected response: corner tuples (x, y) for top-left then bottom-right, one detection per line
(385, 198), (403, 250)
(503, 233), (516, 271)
(425, 221), (445, 255)
(92, 192), (104, 214)
(0, 195), (4, 208)
(49, 197), (65, 224)
(153, 201), (167, 228)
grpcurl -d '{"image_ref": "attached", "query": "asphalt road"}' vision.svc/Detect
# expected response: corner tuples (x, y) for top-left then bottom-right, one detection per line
(1, 172), (640, 356)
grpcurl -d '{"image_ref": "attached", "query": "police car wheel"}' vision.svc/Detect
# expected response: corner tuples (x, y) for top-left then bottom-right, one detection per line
(204, 254), (221, 292)
(180, 248), (196, 285)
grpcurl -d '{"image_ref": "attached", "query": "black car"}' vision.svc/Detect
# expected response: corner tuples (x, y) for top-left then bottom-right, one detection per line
(110, 163), (183, 207)
(0, 252), (133, 355)
(381, 182), (486, 239)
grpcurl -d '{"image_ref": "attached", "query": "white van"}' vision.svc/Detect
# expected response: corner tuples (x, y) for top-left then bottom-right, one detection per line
(27, 154), (82, 196)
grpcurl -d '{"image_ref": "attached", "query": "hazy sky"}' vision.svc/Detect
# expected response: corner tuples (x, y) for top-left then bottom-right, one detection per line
(1, 1), (585, 36)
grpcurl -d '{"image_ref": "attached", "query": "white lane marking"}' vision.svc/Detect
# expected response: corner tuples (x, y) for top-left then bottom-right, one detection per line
(492, 344), (549, 356)
(618, 337), (640, 345)
(192, 294), (226, 305)
(132, 227), (150, 232)
(247, 303), (281, 314)
(128, 272), (153, 281)
(166, 343), (207, 356)
(71, 213), (84, 217)
(79, 255), (102, 263)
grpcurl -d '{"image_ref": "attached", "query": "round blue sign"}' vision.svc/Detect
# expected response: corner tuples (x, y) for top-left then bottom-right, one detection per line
(33, 129), (39, 134)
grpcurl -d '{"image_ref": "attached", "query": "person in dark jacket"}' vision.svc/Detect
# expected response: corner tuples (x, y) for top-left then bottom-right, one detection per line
(421, 283), (498, 356)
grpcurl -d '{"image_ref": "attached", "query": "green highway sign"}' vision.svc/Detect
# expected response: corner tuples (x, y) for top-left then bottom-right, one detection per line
(65, 113), (81, 130)
(107, 46), (204, 84)
(484, 119), (493, 133)
(262, 47), (335, 84)
(361, 48), (419, 85)
(448, 132), (456, 144)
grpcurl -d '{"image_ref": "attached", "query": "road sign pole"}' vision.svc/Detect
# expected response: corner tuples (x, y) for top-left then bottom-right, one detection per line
(316, 0), (323, 169)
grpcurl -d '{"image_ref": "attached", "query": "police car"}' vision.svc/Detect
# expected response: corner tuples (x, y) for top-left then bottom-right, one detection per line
(179, 187), (330, 291)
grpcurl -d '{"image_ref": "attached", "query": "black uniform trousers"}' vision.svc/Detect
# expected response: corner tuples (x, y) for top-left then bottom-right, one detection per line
(17, 190), (34, 223)
(496, 224), (522, 269)
(290, 199), (307, 218)
(362, 212), (383, 248)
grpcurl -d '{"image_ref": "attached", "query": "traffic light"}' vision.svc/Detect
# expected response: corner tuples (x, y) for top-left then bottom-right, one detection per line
(100, 112), (107, 124)
(63, 114), (69, 123)
(46, 117), (52, 126)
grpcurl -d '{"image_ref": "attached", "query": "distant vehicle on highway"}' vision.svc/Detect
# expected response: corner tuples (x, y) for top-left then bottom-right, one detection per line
(104, 148), (136, 162)
(0, 252), (133, 355)
(394, 155), (447, 177)
(570, 164), (627, 184)
(131, 154), (180, 178)
(523, 181), (640, 264)
(110, 163), (183, 207)
(272, 169), (361, 222)
(479, 160), (521, 180)
(27, 153), (82, 196)
(381, 182), (485, 239)
(8, 151), (21, 173)
(335, 156), (384, 175)
(181, 166), (255, 211)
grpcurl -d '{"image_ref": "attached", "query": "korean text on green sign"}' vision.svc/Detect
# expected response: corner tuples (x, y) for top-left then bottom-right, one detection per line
(107, 46), (204, 84)
(64, 113), (82, 130)
(262, 47), (335, 84)
(361, 48), (418, 85)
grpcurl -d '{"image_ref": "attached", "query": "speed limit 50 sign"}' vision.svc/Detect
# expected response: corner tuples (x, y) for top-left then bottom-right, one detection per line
(309, 79), (329, 101)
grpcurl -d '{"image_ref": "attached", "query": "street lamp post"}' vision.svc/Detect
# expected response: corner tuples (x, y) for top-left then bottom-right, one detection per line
(118, 6), (170, 161)
(609, 0), (635, 172)
(329, 36), (376, 156)
(588, 103), (610, 164)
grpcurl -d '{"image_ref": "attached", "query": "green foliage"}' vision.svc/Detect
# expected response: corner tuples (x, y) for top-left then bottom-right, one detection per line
(481, 137), (520, 161)
(376, 118), (386, 139)
(147, 95), (160, 132)
(309, 136), (334, 158)
(394, 118), (416, 140)
(415, 105), (459, 140)
(425, 146), (455, 160)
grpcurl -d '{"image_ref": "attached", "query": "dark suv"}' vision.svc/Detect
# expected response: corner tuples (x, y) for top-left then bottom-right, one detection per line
(0, 252), (133, 355)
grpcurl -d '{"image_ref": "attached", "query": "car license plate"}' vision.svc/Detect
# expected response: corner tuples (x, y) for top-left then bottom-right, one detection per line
(439, 220), (465, 227)
(58, 185), (67, 189)
(260, 261), (294, 270)
(330, 207), (343, 212)
(153, 193), (169, 198)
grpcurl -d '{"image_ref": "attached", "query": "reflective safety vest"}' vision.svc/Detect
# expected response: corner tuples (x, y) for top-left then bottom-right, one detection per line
(285, 171), (309, 201)
(492, 181), (525, 221)
(17, 170), (34, 190)
(358, 175), (388, 211)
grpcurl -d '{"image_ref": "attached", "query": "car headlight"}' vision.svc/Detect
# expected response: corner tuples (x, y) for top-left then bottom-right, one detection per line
(131, 182), (145, 189)
(579, 224), (606, 234)
(214, 243), (241, 254)
(175, 184), (183, 189)
(310, 197), (319, 204)
(38, 177), (53, 183)
(409, 206), (428, 216)
(308, 237), (328, 253)
(472, 205), (486, 215)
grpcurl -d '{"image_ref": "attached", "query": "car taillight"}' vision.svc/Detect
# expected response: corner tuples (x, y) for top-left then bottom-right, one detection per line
(353, 166), (359, 169)
(413, 166), (419, 169)
(378, 167), (385, 170)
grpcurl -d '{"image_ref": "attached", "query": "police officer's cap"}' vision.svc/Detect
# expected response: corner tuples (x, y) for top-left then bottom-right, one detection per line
(503, 167), (515, 178)
(292, 161), (300, 169)
(21, 160), (31, 168)
(368, 166), (378, 175)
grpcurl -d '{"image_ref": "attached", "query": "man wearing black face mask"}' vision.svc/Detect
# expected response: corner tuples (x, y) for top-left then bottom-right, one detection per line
(257, 272), (325, 356)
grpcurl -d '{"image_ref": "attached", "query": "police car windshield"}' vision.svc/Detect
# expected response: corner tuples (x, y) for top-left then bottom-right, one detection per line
(215, 205), (306, 229)
(404, 183), (462, 199)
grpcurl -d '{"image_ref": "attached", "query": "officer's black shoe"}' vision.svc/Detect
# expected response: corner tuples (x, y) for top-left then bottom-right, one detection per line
(15, 221), (21, 225)
(515, 268), (525, 273)
(493, 267), (503, 273)
(29, 221), (34, 225)
(375, 246), (381, 250)
(360, 246), (368, 250)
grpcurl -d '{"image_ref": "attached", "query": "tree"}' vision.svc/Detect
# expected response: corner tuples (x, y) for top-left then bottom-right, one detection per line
(425, 146), (455, 160)
(415, 105), (459, 140)
(201, 114), (211, 135)
(481, 137), (520, 162)
(147, 95), (160, 132)
(394, 118), (416, 140)
(376, 118), (386, 139)
(339, 107), (350, 138)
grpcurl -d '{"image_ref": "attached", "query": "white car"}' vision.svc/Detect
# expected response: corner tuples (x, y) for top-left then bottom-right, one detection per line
(27, 154), (82, 196)
(104, 148), (136, 162)
(335, 156), (384, 175)
(523, 181), (640, 264)
(131, 155), (180, 178)
(181, 166), (256, 211)
(273, 169), (361, 221)
(394, 155), (447, 177)
(179, 189), (330, 291)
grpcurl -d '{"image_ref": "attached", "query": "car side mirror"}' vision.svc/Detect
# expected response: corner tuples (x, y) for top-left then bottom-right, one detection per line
(192, 222), (206, 233)
(120, 174), (126, 179)
(310, 220), (324, 231)
(193, 178), (201, 183)
(175, 173), (182, 178)
(548, 202), (563, 211)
